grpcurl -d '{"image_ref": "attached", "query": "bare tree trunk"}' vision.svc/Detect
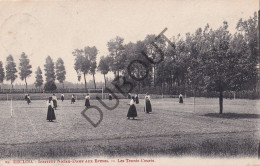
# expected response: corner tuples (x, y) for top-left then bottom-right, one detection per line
(25, 77), (28, 92)
(219, 91), (223, 114)
(92, 74), (96, 89)
(103, 74), (106, 88)
(153, 65), (156, 87)
(83, 73), (88, 93)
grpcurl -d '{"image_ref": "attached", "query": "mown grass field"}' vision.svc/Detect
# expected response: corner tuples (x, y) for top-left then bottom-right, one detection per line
(0, 96), (259, 159)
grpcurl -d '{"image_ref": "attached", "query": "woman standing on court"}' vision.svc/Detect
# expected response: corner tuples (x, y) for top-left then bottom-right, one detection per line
(85, 93), (90, 107)
(47, 97), (56, 122)
(127, 97), (137, 120)
(24, 94), (28, 101)
(179, 94), (183, 103)
(27, 94), (31, 105)
(108, 93), (112, 100)
(135, 94), (139, 104)
(61, 93), (64, 102)
(144, 93), (152, 113)
(52, 94), (58, 109)
(71, 94), (75, 104)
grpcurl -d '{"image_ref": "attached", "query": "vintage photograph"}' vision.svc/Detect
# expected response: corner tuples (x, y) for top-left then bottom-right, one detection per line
(0, 0), (259, 165)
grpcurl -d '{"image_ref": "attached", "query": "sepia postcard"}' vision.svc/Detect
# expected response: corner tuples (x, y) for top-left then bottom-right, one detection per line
(0, 0), (259, 165)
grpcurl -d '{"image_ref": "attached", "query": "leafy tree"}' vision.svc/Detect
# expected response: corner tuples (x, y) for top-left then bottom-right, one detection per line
(86, 46), (98, 89)
(185, 26), (209, 96)
(44, 56), (56, 82)
(107, 36), (125, 77)
(34, 66), (43, 89)
(236, 12), (258, 90)
(143, 34), (166, 87)
(203, 22), (233, 114)
(5, 55), (17, 89)
(44, 56), (56, 91)
(0, 61), (5, 90)
(98, 56), (110, 88)
(56, 58), (66, 88)
(19, 52), (32, 90)
(123, 41), (153, 91)
(44, 81), (57, 92)
(73, 49), (90, 92)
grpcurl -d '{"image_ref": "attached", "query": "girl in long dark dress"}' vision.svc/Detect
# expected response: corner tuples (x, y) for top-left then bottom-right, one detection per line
(61, 94), (64, 102)
(47, 97), (56, 122)
(135, 94), (139, 104)
(179, 94), (183, 103)
(71, 94), (75, 104)
(127, 98), (137, 119)
(27, 94), (31, 105)
(85, 94), (90, 107)
(108, 94), (112, 100)
(25, 94), (28, 101)
(144, 93), (152, 113)
(52, 94), (58, 109)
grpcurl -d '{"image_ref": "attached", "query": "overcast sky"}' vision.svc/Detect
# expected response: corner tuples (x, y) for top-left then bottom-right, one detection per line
(0, 0), (258, 86)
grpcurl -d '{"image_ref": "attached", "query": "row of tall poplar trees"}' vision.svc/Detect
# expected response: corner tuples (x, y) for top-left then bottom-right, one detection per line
(0, 54), (66, 91)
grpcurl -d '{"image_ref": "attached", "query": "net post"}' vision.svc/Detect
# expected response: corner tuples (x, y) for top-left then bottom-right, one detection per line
(11, 98), (13, 118)
(102, 88), (104, 100)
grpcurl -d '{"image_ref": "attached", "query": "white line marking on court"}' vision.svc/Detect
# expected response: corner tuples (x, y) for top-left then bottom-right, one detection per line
(13, 116), (18, 140)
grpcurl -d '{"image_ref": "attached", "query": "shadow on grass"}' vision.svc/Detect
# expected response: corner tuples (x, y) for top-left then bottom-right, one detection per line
(127, 119), (143, 121)
(204, 113), (260, 119)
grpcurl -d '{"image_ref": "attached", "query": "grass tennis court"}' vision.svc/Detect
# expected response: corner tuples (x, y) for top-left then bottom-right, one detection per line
(0, 97), (259, 158)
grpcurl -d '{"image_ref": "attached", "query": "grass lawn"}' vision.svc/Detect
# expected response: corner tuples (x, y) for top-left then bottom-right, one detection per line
(0, 97), (259, 159)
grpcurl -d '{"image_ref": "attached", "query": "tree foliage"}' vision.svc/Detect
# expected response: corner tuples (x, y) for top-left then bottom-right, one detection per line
(5, 55), (17, 88)
(44, 81), (57, 92)
(44, 56), (56, 83)
(98, 56), (110, 88)
(35, 66), (43, 88)
(86, 46), (98, 89)
(19, 52), (32, 90)
(0, 61), (5, 89)
(56, 58), (66, 88)
(72, 48), (90, 92)
(107, 36), (125, 77)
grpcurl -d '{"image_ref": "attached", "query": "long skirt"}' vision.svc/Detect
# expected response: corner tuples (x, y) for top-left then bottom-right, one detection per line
(109, 95), (112, 100)
(85, 99), (90, 107)
(127, 105), (137, 118)
(61, 96), (64, 102)
(145, 100), (152, 113)
(179, 97), (183, 103)
(27, 98), (31, 104)
(71, 98), (75, 103)
(47, 106), (56, 121)
(53, 100), (57, 108)
(135, 97), (139, 104)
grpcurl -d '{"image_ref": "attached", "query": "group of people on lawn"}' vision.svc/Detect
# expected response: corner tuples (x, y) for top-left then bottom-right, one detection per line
(25, 92), (184, 122)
